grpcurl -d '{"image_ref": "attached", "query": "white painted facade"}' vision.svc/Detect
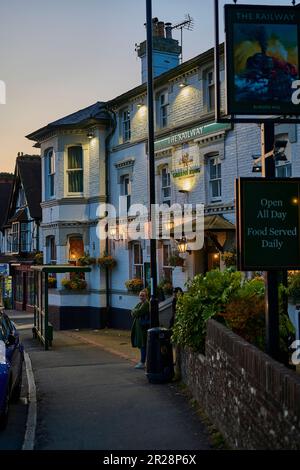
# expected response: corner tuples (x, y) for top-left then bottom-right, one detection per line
(26, 43), (300, 327)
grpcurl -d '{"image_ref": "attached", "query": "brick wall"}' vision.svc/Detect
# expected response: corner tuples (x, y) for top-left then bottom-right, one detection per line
(179, 319), (300, 450)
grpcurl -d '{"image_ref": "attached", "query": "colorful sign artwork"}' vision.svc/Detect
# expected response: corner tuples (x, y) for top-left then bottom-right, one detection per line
(225, 4), (300, 116)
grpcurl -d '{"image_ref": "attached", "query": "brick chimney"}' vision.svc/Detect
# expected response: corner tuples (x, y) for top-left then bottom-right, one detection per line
(137, 18), (181, 84)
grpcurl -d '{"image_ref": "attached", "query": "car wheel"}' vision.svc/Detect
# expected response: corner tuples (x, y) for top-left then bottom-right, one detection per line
(0, 388), (9, 431)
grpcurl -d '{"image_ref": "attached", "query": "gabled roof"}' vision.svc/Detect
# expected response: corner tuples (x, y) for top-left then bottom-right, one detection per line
(0, 176), (14, 231)
(17, 156), (42, 219)
(5, 155), (42, 225)
(26, 101), (112, 142)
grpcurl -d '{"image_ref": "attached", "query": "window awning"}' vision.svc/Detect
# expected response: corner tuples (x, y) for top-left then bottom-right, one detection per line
(204, 215), (235, 232)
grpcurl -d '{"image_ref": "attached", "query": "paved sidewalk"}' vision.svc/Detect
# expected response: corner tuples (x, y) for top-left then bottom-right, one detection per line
(24, 328), (212, 450)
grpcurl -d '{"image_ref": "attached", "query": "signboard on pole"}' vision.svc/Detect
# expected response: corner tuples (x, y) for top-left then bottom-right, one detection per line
(225, 4), (300, 116)
(236, 178), (300, 270)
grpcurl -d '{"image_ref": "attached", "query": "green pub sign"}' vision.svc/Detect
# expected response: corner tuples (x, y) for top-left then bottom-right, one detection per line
(237, 178), (300, 270)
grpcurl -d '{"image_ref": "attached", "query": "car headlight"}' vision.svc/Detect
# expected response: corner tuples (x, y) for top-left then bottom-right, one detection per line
(0, 340), (6, 364)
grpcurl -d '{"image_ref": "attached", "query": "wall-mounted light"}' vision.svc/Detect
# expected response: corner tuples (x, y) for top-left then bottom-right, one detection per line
(137, 102), (144, 109)
(87, 131), (95, 139)
(179, 78), (188, 88)
(252, 164), (262, 173)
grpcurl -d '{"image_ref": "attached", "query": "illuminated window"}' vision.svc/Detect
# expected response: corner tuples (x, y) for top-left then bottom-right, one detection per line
(68, 236), (84, 263)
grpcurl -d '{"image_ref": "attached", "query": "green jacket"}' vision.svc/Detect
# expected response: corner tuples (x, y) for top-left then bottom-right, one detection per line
(130, 300), (150, 349)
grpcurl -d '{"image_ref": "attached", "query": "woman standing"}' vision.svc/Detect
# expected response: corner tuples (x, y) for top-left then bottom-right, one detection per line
(131, 290), (150, 369)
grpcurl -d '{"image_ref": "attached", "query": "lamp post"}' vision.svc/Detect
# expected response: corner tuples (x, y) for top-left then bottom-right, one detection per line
(146, 0), (159, 327)
(261, 123), (280, 360)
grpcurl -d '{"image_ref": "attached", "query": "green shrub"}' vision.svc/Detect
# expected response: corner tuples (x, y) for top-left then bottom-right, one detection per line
(172, 269), (242, 352)
(287, 272), (300, 303)
(172, 270), (295, 362)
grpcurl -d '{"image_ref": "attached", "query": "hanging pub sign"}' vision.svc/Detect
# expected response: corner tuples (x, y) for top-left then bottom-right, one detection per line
(236, 178), (300, 271)
(225, 4), (300, 116)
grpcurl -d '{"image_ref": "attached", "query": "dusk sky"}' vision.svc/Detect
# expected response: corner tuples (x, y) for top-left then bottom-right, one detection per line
(0, 0), (289, 172)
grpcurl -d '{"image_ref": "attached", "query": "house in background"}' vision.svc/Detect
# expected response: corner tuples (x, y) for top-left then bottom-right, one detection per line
(0, 173), (14, 307)
(0, 172), (14, 254)
(1, 154), (41, 312)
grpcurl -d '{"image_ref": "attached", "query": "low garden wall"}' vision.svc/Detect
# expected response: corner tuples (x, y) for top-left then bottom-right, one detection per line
(178, 319), (300, 450)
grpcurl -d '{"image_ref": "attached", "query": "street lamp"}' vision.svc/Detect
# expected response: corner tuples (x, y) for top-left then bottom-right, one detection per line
(177, 237), (188, 254)
(146, 0), (159, 328)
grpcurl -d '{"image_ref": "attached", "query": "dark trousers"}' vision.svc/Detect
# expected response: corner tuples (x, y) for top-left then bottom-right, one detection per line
(140, 345), (147, 363)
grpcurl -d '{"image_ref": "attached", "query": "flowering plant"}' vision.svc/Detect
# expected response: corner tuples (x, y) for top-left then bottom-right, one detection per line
(34, 252), (43, 265)
(98, 253), (117, 269)
(48, 276), (57, 289)
(61, 275), (87, 291)
(125, 278), (144, 293)
(77, 252), (96, 266)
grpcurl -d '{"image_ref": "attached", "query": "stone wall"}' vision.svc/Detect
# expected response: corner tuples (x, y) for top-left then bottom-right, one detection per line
(179, 319), (300, 450)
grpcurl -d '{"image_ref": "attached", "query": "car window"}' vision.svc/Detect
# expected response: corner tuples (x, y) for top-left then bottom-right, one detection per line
(0, 318), (6, 341)
(1, 316), (12, 339)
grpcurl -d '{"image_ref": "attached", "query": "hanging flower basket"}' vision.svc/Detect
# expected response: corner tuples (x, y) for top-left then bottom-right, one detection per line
(125, 278), (144, 293)
(98, 254), (117, 269)
(34, 252), (44, 265)
(77, 252), (96, 266)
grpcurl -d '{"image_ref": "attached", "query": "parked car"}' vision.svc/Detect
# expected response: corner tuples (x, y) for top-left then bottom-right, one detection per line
(0, 309), (24, 430)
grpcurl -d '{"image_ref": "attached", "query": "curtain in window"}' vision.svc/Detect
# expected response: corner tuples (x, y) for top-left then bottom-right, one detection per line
(68, 171), (83, 193)
(68, 147), (83, 193)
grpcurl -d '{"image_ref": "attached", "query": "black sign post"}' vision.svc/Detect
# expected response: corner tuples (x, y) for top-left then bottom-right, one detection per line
(237, 174), (300, 358)
(214, 0), (300, 361)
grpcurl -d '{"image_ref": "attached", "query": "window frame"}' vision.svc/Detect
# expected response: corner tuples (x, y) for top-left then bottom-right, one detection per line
(132, 242), (143, 280)
(203, 68), (215, 113)
(20, 222), (30, 253)
(11, 222), (20, 253)
(45, 148), (55, 199)
(208, 154), (222, 202)
(157, 90), (169, 129)
(66, 146), (84, 195)
(161, 167), (171, 206)
(121, 108), (131, 143)
(46, 236), (57, 265)
(162, 243), (172, 282)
